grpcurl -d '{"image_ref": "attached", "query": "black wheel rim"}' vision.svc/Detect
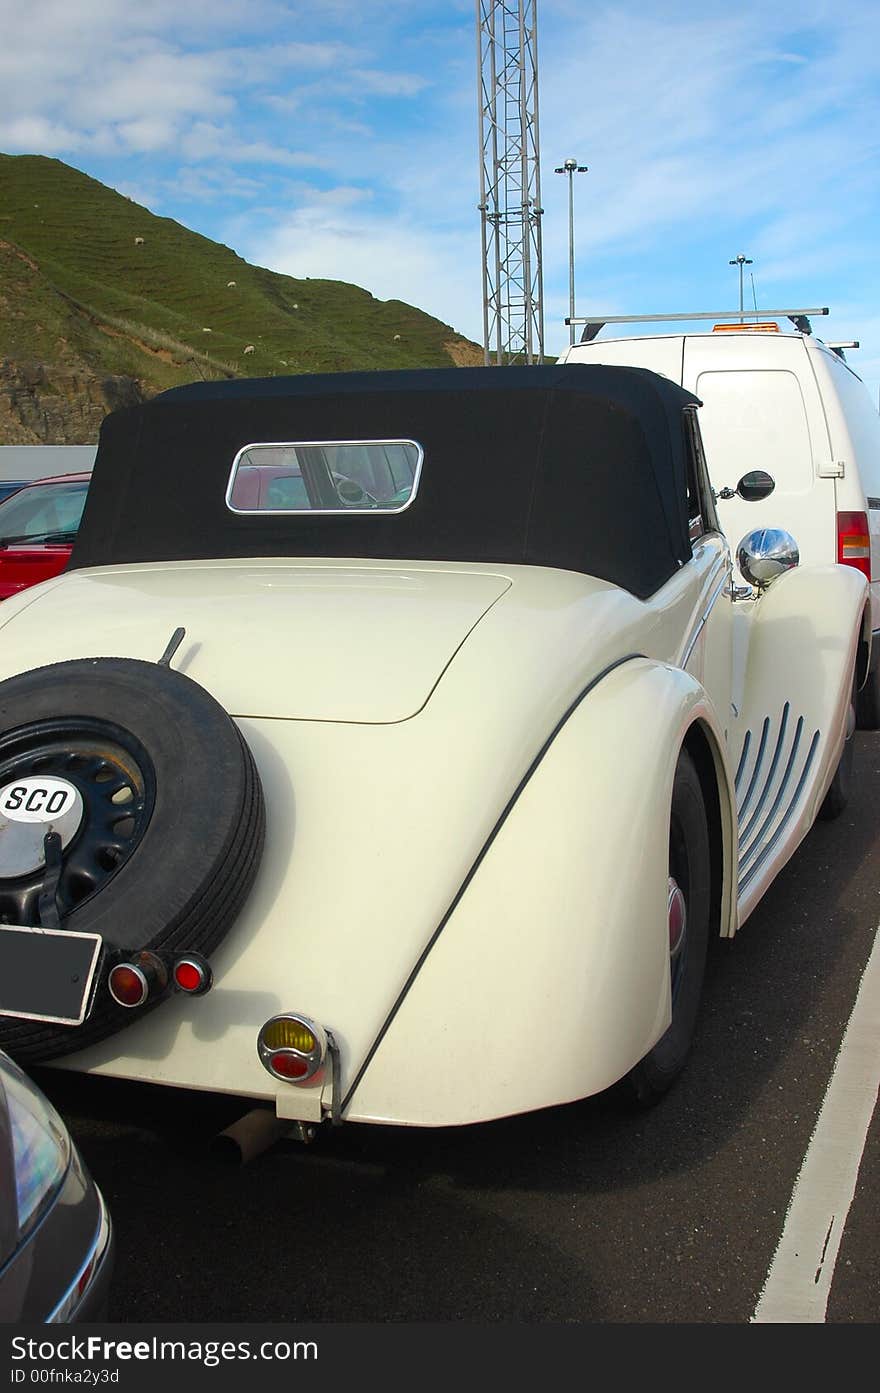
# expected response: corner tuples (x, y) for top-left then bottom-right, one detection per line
(0, 717), (156, 934)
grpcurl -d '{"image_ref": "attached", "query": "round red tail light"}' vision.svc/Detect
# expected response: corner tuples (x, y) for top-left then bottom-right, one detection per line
(173, 956), (212, 995)
(107, 950), (167, 1008)
(108, 963), (149, 1008)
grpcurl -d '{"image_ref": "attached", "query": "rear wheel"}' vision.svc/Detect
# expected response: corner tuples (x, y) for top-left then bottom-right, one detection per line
(856, 663), (880, 731)
(626, 748), (711, 1106)
(819, 666), (857, 821)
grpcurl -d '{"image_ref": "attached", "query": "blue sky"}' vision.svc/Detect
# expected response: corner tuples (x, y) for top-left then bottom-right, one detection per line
(2, 0), (878, 401)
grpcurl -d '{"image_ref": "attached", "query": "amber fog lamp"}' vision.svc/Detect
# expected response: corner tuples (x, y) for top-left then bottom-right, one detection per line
(108, 951), (167, 1008)
(173, 955), (213, 996)
(258, 1013), (328, 1084)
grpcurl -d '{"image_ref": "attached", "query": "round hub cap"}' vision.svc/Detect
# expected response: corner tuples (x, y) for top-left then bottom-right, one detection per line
(0, 776), (84, 878)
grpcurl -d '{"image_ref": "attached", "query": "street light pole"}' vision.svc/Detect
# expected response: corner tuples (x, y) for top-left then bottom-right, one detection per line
(555, 158), (588, 344)
(729, 253), (753, 321)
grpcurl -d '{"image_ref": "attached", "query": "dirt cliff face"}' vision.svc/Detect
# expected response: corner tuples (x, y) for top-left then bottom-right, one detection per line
(0, 360), (147, 443)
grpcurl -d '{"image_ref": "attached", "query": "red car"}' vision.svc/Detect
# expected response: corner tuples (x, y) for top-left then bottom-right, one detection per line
(0, 472), (91, 599)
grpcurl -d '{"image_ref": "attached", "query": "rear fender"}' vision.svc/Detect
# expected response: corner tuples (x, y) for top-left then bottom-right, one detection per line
(347, 658), (735, 1127)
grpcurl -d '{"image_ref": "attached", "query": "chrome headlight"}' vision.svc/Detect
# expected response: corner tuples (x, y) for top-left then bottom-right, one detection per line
(1, 1055), (70, 1245)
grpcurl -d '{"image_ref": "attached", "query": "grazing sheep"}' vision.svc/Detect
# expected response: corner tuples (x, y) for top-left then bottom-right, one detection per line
(243, 344), (255, 355)
(393, 334), (401, 341)
(227, 280), (237, 287)
(134, 236), (145, 246)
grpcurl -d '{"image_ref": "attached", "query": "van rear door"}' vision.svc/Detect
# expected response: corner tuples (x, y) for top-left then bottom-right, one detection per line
(683, 334), (835, 579)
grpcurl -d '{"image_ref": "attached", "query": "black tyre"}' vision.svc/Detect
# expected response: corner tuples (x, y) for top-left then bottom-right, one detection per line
(819, 666), (857, 821)
(856, 663), (880, 731)
(626, 749), (711, 1106)
(0, 657), (265, 1064)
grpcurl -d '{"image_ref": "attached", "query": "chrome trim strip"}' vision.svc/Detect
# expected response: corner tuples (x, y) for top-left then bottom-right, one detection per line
(738, 730), (820, 895)
(738, 704), (790, 848)
(680, 565), (730, 670)
(733, 729), (751, 792)
(225, 437), (424, 516)
(739, 716), (804, 872)
(736, 716), (771, 819)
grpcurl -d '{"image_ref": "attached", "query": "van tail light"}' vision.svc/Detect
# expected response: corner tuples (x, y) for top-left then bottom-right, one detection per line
(837, 511), (871, 580)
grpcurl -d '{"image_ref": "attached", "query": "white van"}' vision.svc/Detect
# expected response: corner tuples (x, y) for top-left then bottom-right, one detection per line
(560, 314), (880, 726)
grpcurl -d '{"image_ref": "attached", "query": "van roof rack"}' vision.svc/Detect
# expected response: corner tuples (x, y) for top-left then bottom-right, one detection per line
(569, 308), (829, 343)
(827, 341), (859, 362)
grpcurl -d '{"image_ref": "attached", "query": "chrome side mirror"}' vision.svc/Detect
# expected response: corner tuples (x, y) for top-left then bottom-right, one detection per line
(736, 528), (799, 590)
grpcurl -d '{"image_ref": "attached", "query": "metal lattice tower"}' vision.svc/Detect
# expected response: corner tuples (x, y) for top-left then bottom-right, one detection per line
(476, 0), (544, 365)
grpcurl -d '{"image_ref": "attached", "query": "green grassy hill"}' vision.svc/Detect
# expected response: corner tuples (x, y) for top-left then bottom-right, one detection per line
(0, 153), (482, 442)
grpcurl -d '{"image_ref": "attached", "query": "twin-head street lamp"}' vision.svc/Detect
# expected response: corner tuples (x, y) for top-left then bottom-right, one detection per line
(554, 158), (588, 344)
(729, 253), (753, 319)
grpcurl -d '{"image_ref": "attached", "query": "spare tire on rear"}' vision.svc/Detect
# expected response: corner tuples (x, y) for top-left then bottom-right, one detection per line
(0, 656), (265, 1064)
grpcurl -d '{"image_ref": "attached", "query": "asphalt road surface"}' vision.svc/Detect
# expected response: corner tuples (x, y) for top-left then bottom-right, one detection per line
(33, 736), (880, 1325)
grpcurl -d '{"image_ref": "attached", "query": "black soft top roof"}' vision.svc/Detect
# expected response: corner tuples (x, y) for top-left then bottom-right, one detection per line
(70, 364), (700, 599)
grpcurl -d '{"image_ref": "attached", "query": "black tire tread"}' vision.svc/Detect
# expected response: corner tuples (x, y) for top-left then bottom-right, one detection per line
(625, 748), (711, 1107)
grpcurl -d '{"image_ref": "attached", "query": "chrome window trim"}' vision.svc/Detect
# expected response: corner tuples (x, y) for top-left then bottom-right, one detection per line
(225, 438), (425, 516)
(680, 562), (730, 670)
(683, 407), (721, 535)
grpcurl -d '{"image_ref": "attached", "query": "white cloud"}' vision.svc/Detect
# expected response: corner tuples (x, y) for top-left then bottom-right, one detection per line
(177, 123), (325, 169)
(69, 47), (235, 125)
(533, 1), (880, 355)
(251, 190), (480, 337)
(113, 117), (180, 155)
(0, 116), (83, 156)
(0, 0), (877, 385)
(0, 3), (401, 165)
(266, 41), (364, 70)
(348, 69), (430, 97)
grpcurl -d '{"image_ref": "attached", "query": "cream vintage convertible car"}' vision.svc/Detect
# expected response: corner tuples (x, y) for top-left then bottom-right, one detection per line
(0, 365), (866, 1129)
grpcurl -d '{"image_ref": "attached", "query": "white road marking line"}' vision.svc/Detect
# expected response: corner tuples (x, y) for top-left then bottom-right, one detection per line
(752, 923), (880, 1322)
